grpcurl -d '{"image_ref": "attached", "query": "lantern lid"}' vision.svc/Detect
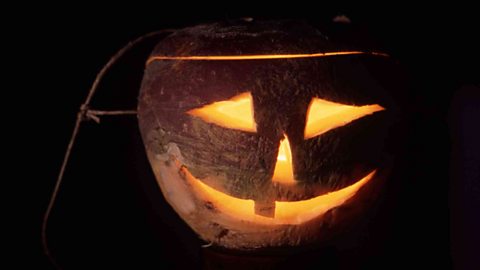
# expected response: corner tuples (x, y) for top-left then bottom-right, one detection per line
(150, 20), (350, 57)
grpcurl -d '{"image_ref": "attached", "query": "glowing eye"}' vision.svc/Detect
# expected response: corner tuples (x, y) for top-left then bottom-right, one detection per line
(187, 92), (256, 132)
(304, 98), (385, 139)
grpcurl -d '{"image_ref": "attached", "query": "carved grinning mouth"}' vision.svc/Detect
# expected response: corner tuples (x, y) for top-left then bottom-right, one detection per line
(178, 162), (375, 225)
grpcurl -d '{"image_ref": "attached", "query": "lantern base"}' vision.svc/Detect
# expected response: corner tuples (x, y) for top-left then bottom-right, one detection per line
(201, 246), (340, 270)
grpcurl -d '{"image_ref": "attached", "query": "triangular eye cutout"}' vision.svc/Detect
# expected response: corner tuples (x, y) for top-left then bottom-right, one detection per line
(304, 98), (385, 139)
(187, 92), (257, 132)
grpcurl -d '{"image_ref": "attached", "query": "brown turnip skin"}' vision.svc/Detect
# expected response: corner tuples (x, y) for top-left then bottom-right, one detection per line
(138, 20), (397, 249)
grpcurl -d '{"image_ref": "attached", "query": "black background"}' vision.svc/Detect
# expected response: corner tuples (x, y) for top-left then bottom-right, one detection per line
(17, 4), (479, 269)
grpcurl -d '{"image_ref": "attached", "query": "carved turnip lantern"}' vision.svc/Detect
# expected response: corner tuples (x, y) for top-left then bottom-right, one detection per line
(138, 20), (397, 249)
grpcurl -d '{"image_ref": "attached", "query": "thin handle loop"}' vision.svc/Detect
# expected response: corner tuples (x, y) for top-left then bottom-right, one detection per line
(41, 29), (175, 269)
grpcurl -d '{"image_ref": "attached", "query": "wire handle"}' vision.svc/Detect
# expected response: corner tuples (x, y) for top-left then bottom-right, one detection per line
(41, 29), (175, 269)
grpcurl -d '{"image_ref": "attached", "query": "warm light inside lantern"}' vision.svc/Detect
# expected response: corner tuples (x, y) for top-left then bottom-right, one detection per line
(147, 51), (389, 64)
(187, 92), (256, 132)
(272, 135), (296, 184)
(304, 98), (385, 139)
(183, 166), (375, 225)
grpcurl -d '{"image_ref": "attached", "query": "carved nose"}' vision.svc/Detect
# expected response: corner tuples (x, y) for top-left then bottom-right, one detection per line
(272, 134), (296, 185)
(254, 134), (296, 217)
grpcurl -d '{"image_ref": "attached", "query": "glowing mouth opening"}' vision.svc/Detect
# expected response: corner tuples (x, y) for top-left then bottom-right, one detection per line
(181, 166), (376, 225)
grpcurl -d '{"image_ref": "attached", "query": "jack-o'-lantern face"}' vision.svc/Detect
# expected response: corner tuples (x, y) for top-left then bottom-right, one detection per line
(138, 20), (399, 249)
